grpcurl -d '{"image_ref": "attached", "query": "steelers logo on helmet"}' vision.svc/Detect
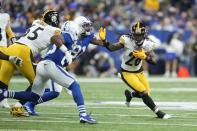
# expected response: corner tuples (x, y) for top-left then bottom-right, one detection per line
(51, 15), (57, 22)
(42, 9), (60, 27)
(131, 21), (147, 46)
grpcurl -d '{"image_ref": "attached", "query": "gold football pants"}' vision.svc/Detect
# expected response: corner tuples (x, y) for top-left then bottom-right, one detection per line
(121, 71), (150, 95)
(0, 43), (35, 86)
(0, 46), (8, 69)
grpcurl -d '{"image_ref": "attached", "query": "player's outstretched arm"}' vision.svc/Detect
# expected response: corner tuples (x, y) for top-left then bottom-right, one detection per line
(89, 27), (123, 51)
(103, 41), (124, 51)
(91, 38), (124, 52)
(92, 27), (124, 51)
(6, 17), (16, 44)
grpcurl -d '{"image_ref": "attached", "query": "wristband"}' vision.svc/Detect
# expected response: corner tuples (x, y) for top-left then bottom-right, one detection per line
(59, 45), (68, 53)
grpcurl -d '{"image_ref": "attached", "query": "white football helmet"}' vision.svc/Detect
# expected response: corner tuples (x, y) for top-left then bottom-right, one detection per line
(74, 16), (92, 36)
(61, 21), (80, 43)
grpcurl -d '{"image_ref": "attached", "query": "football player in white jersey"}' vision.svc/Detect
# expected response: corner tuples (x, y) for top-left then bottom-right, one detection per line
(21, 16), (109, 116)
(0, 2), (21, 108)
(1, 21), (97, 123)
(101, 21), (171, 119)
(0, 9), (72, 114)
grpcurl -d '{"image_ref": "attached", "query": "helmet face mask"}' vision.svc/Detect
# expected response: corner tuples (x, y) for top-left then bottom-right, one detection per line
(131, 22), (147, 46)
(81, 22), (92, 34)
(42, 10), (60, 27)
(74, 16), (92, 36)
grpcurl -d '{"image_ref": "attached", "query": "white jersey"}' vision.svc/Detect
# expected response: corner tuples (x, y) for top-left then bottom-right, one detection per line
(0, 13), (10, 46)
(16, 20), (61, 56)
(120, 35), (158, 72)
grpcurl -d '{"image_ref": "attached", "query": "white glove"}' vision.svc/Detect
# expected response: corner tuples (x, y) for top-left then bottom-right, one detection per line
(9, 56), (23, 67)
(65, 51), (73, 65)
(61, 51), (73, 66)
(10, 37), (16, 44)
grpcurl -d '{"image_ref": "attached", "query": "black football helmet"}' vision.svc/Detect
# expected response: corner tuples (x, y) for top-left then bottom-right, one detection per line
(131, 21), (147, 46)
(42, 9), (60, 27)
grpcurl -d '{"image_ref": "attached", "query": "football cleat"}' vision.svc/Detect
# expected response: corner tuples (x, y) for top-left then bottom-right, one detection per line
(161, 114), (172, 119)
(80, 114), (97, 124)
(23, 102), (38, 116)
(10, 106), (29, 117)
(124, 89), (132, 107)
(156, 110), (171, 119)
(0, 99), (10, 108)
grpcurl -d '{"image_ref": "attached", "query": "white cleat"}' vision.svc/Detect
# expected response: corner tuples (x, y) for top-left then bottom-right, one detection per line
(0, 99), (10, 108)
(162, 114), (172, 119)
(125, 101), (130, 107)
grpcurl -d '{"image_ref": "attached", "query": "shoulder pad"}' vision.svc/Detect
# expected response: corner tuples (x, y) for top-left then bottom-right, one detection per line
(119, 35), (127, 45)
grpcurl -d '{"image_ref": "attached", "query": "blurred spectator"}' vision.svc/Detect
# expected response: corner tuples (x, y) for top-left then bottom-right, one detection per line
(85, 52), (117, 77)
(144, 0), (160, 12)
(163, 32), (184, 77)
(0, 0), (195, 33)
(72, 44), (99, 75)
(1, 0), (197, 76)
(192, 38), (197, 76)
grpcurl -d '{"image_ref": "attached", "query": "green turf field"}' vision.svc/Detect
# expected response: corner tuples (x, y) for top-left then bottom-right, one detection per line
(0, 77), (197, 131)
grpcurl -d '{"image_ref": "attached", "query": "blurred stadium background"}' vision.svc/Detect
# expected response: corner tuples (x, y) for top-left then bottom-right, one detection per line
(2, 0), (197, 78)
(1, 0), (197, 131)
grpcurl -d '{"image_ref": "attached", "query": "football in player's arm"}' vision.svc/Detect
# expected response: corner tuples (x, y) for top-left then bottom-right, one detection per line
(99, 29), (157, 65)
(100, 21), (171, 119)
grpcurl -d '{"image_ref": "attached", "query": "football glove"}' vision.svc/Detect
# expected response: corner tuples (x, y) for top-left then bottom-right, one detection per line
(10, 106), (29, 117)
(10, 37), (16, 44)
(99, 27), (106, 41)
(65, 51), (73, 65)
(9, 56), (23, 67)
(133, 49), (147, 60)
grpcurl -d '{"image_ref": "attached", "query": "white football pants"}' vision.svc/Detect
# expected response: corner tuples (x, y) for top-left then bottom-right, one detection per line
(32, 60), (75, 96)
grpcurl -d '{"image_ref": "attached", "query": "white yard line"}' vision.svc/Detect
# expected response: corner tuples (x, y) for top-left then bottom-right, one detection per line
(4, 101), (197, 110)
(39, 101), (197, 109)
(1, 118), (197, 127)
(1, 113), (197, 120)
(152, 88), (197, 92)
(36, 101), (197, 110)
(10, 77), (197, 83)
(7, 87), (197, 92)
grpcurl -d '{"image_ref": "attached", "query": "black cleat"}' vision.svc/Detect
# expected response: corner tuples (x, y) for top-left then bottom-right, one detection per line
(124, 89), (132, 107)
(156, 110), (171, 119)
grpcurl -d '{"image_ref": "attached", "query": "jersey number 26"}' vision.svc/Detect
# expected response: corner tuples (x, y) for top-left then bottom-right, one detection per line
(125, 52), (141, 66)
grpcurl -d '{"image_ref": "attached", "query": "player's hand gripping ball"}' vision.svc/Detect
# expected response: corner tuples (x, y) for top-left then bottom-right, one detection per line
(133, 48), (147, 60)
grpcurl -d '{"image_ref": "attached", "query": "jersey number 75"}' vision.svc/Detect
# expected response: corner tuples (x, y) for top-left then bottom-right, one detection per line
(23, 26), (44, 40)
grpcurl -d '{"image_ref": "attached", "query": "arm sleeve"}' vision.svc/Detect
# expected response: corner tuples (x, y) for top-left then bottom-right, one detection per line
(6, 25), (15, 39)
(61, 33), (73, 50)
(0, 51), (9, 60)
(6, 16), (15, 39)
